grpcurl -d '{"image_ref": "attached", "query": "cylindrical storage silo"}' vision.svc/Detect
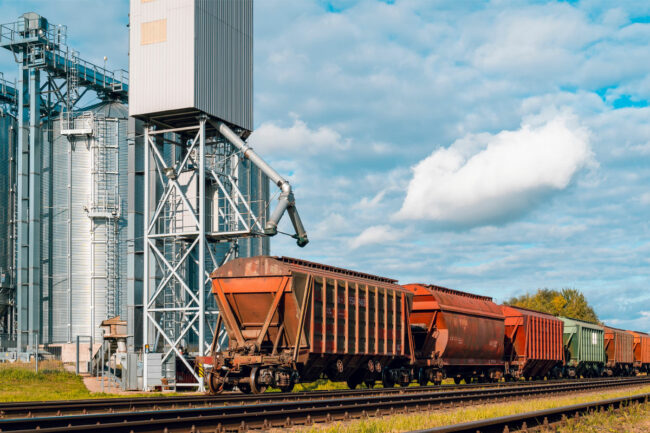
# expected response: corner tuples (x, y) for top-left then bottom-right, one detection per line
(44, 102), (129, 345)
(0, 112), (16, 342)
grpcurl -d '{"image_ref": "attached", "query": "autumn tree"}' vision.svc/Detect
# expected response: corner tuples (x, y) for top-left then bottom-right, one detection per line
(504, 288), (599, 323)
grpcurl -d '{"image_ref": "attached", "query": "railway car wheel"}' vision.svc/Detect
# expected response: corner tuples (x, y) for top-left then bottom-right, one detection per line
(453, 376), (461, 385)
(382, 371), (395, 388)
(249, 367), (268, 394)
(417, 369), (428, 386)
(364, 380), (375, 389)
(207, 372), (224, 394)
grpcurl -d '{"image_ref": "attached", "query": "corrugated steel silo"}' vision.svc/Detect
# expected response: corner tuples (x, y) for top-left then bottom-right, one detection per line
(0, 113), (16, 340)
(0, 113), (15, 287)
(44, 102), (129, 344)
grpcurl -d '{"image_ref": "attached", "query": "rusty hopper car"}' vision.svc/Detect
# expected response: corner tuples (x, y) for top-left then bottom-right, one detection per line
(603, 326), (634, 376)
(627, 331), (650, 373)
(208, 256), (414, 393)
(501, 305), (564, 380)
(404, 284), (504, 385)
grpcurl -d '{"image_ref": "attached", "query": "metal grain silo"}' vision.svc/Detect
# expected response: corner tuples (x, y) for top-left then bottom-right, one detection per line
(0, 112), (16, 344)
(43, 102), (129, 344)
(0, 113), (15, 285)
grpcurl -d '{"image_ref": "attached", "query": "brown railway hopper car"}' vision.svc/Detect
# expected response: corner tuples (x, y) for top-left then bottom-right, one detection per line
(603, 326), (634, 376)
(208, 256), (414, 393)
(501, 305), (564, 380)
(627, 331), (650, 374)
(404, 284), (505, 385)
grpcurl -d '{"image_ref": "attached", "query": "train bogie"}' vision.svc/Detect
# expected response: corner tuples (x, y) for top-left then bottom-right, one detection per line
(208, 256), (413, 393)
(501, 305), (564, 380)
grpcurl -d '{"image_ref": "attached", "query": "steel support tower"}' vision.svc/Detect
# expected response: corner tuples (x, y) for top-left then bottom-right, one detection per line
(0, 13), (128, 351)
(142, 117), (309, 390)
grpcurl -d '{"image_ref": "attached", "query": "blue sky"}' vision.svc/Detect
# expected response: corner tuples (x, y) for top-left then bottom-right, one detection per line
(1, 0), (649, 330)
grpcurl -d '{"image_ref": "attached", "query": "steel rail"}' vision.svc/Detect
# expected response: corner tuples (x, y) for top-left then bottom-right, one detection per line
(0, 377), (609, 419)
(0, 377), (647, 432)
(409, 392), (650, 433)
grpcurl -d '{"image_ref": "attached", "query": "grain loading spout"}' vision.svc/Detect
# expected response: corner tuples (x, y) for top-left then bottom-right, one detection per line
(211, 120), (309, 247)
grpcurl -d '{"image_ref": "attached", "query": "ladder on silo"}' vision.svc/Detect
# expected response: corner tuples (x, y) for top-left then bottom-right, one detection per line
(64, 50), (80, 131)
(91, 116), (121, 318)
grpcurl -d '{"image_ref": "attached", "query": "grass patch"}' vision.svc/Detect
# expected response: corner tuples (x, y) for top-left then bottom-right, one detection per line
(560, 400), (650, 432)
(0, 361), (183, 402)
(293, 385), (650, 433)
(0, 362), (93, 402)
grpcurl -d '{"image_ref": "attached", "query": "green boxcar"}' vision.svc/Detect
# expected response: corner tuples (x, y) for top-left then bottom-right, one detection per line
(559, 317), (605, 377)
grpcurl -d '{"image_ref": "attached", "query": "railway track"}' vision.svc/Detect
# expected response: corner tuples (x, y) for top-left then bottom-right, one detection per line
(0, 376), (647, 432)
(0, 377), (615, 419)
(410, 392), (650, 433)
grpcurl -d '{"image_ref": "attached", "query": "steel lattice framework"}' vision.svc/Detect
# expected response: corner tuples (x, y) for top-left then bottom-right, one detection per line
(143, 119), (273, 390)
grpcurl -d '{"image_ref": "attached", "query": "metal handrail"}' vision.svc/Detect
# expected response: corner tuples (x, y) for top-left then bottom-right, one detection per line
(0, 17), (128, 98)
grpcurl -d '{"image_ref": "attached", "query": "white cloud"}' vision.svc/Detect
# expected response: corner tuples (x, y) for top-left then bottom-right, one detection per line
(640, 193), (650, 206)
(396, 115), (593, 225)
(312, 213), (348, 238)
(349, 225), (402, 249)
(357, 190), (386, 210)
(247, 115), (350, 155)
(473, 6), (601, 78)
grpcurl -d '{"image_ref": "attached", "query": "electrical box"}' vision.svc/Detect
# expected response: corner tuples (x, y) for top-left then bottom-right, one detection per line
(144, 352), (162, 389)
(129, 0), (253, 131)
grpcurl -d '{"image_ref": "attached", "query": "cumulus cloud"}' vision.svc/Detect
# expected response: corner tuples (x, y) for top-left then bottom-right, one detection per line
(247, 115), (350, 155)
(396, 115), (593, 226)
(349, 225), (403, 249)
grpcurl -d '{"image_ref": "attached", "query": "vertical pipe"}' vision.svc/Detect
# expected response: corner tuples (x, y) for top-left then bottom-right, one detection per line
(142, 126), (150, 391)
(27, 68), (41, 351)
(16, 65), (28, 352)
(88, 336), (92, 375)
(90, 128), (96, 355)
(8, 122), (15, 340)
(197, 118), (206, 391)
(76, 335), (79, 375)
(90, 218), (95, 354)
(67, 136), (72, 343)
(34, 332), (38, 373)
(101, 337), (104, 393)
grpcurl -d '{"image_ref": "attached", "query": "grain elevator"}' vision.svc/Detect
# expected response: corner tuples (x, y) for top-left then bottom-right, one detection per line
(0, 1), (307, 391)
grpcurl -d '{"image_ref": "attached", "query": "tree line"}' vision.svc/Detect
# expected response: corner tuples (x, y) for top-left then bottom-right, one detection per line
(505, 288), (599, 324)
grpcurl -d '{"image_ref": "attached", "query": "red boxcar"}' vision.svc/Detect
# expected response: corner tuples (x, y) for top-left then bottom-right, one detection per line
(627, 330), (650, 373)
(209, 256), (414, 393)
(604, 326), (634, 375)
(501, 305), (564, 380)
(405, 283), (504, 385)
